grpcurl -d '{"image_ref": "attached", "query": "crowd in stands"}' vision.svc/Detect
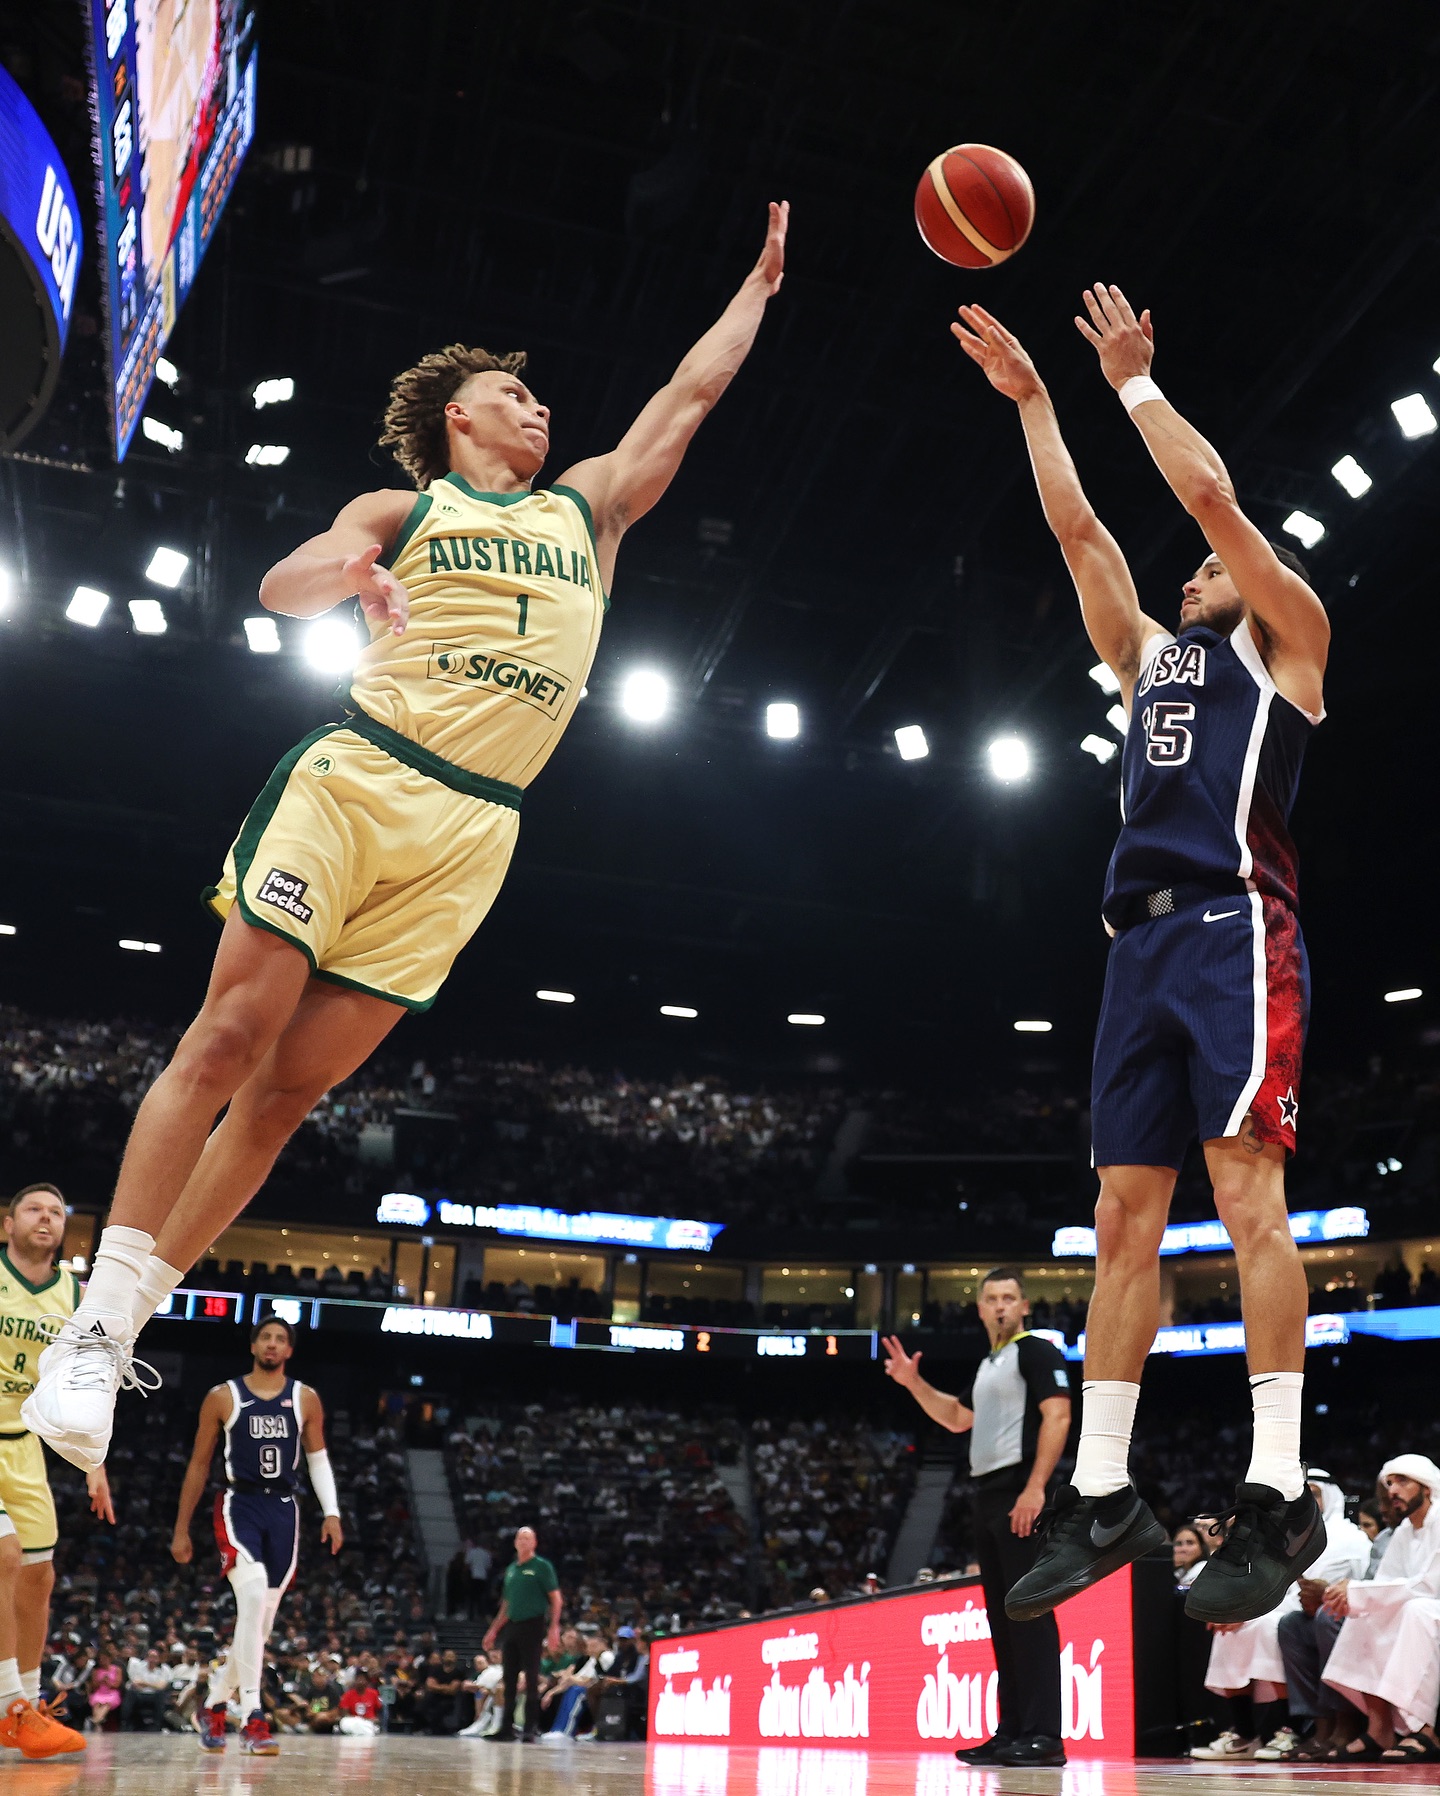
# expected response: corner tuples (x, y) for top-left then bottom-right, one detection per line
(3, 1004), (1434, 1237)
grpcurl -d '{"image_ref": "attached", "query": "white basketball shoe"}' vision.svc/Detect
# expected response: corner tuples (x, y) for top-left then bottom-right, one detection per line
(21, 1314), (160, 1472)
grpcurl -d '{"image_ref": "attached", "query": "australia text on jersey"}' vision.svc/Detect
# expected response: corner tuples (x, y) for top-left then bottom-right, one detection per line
(423, 531), (595, 589)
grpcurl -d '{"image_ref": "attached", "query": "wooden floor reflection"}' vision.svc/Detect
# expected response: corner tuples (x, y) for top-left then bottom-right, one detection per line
(12, 1738), (1439, 1794)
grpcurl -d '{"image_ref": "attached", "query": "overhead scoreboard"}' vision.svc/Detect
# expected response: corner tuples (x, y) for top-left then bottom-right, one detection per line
(87, 0), (257, 457)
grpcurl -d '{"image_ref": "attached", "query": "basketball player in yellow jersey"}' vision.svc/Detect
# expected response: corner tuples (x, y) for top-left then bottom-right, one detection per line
(26, 204), (790, 1472)
(0, 1184), (110, 1757)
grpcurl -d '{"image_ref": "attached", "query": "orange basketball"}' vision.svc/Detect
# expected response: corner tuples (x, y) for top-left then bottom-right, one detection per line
(914, 144), (1035, 269)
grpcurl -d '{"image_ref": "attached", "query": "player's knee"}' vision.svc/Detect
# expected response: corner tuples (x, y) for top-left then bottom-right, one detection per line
(0, 1532), (20, 1581)
(175, 1011), (273, 1098)
(1211, 1179), (1292, 1251)
(1094, 1182), (1168, 1258)
(243, 1075), (328, 1146)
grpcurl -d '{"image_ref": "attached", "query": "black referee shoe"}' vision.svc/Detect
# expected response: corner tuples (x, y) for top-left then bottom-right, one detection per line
(1184, 1482), (1325, 1623)
(993, 1735), (1067, 1768)
(954, 1734), (1015, 1765)
(1004, 1483), (1167, 1621)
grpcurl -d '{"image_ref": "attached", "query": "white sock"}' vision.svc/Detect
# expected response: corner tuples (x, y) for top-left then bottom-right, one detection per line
(0, 1657), (21, 1705)
(130, 1255), (186, 1335)
(73, 1225), (155, 1338)
(1072, 1380), (1141, 1496)
(19, 1666), (39, 1703)
(1246, 1372), (1304, 1500)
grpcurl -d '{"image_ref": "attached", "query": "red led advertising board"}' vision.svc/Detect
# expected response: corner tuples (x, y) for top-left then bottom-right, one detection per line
(649, 1570), (1135, 1758)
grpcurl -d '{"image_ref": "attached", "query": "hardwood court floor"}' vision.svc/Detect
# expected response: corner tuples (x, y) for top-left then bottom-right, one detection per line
(14, 1738), (1440, 1795)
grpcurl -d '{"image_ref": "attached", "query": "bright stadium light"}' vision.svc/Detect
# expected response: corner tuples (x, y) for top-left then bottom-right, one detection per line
(1392, 393), (1438, 439)
(128, 598), (167, 635)
(894, 724), (929, 761)
(766, 701), (800, 740)
(987, 735), (1030, 782)
(141, 416), (184, 452)
(154, 356), (180, 388)
(253, 376), (295, 408)
(1088, 661), (1121, 696)
(787, 1013), (825, 1026)
(303, 616), (360, 673)
(245, 443), (291, 466)
(119, 939), (162, 953)
(1106, 703), (1129, 737)
(244, 616), (282, 654)
(536, 989), (575, 1004)
(1330, 455), (1372, 498)
(1080, 733), (1118, 764)
(1014, 1019), (1053, 1033)
(1281, 510), (1325, 550)
(620, 668), (670, 723)
(145, 545), (189, 587)
(660, 1004), (698, 1019)
(66, 585), (109, 627)
(0, 564), (13, 615)
(1384, 987), (1422, 1003)
(0, 924), (15, 936)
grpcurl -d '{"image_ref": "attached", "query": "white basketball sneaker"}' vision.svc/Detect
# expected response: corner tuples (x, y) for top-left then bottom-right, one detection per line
(20, 1314), (160, 1472)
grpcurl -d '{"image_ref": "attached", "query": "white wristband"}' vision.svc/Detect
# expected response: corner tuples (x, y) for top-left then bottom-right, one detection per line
(306, 1449), (340, 1518)
(1119, 376), (1164, 414)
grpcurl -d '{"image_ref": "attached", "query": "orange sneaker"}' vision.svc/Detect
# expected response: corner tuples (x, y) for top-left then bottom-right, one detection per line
(3, 1697), (86, 1758)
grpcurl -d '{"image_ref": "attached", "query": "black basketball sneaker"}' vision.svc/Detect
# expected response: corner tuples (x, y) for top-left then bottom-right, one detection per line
(1183, 1482), (1325, 1623)
(1005, 1482), (1168, 1621)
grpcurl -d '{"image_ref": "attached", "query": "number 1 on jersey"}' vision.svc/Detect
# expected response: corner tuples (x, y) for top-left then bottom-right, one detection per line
(515, 594), (529, 637)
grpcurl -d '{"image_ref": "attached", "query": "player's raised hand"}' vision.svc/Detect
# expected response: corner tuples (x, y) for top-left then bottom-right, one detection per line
(881, 1334), (923, 1388)
(1075, 283), (1155, 389)
(170, 1528), (193, 1565)
(321, 1515), (344, 1555)
(343, 543), (410, 637)
(751, 201), (789, 296)
(951, 305), (1044, 402)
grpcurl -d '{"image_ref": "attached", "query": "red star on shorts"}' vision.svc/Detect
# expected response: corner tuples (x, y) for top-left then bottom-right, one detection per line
(1277, 1087), (1299, 1130)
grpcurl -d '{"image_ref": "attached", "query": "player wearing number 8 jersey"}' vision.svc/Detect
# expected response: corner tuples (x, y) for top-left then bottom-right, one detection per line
(23, 205), (789, 1478)
(951, 289), (1330, 1628)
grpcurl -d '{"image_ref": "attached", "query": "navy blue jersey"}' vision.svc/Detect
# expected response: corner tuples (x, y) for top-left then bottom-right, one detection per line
(1102, 621), (1319, 928)
(221, 1376), (305, 1491)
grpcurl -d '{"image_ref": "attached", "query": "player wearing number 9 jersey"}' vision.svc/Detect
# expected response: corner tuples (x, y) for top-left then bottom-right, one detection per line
(23, 205), (788, 1483)
(171, 1317), (343, 1755)
(951, 291), (1330, 1631)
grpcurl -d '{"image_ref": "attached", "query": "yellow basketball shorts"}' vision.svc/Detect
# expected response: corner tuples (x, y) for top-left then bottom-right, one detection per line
(0, 1430), (57, 1554)
(205, 716), (521, 1011)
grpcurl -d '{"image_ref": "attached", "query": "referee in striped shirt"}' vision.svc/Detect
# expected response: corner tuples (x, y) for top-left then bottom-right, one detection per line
(885, 1266), (1072, 1766)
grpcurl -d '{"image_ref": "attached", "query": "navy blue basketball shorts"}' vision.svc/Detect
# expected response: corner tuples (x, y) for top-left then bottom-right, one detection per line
(1091, 889), (1308, 1170)
(213, 1489), (300, 1592)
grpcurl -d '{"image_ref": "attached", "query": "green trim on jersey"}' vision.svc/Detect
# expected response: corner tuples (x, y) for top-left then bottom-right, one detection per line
(548, 484), (609, 611)
(345, 709), (523, 810)
(437, 476), (534, 507)
(387, 491), (433, 564)
(0, 1246), (67, 1299)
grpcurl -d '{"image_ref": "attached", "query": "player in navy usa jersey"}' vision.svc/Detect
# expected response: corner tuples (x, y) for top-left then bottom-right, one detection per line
(951, 290), (1330, 1627)
(170, 1316), (343, 1754)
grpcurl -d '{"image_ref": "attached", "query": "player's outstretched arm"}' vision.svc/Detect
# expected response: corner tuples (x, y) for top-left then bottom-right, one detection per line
(170, 1385), (228, 1563)
(259, 488), (417, 636)
(953, 305), (1167, 693)
(558, 202), (788, 577)
(299, 1385), (344, 1554)
(1076, 285), (1330, 692)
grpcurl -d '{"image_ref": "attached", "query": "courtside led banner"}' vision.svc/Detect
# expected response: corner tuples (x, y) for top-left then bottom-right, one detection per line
(648, 1571), (1135, 1756)
(1053, 1205), (1367, 1259)
(376, 1192), (724, 1252)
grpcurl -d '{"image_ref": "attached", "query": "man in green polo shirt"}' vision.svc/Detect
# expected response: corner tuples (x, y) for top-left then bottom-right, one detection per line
(482, 1526), (562, 1742)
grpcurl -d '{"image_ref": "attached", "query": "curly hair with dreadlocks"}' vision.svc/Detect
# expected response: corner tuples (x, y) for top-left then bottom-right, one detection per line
(378, 343), (528, 490)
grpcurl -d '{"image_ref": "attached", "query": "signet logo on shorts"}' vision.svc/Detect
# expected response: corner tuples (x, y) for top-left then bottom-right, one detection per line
(256, 868), (314, 925)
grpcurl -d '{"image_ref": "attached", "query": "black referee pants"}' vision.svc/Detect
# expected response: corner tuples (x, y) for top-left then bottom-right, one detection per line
(972, 1466), (1062, 1741)
(501, 1615), (546, 1736)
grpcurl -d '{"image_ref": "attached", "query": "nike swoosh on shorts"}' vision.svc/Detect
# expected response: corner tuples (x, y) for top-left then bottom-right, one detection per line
(1203, 909), (1242, 922)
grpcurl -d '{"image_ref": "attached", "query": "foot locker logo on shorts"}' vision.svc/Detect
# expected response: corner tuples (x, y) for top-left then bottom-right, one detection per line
(256, 868), (313, 925)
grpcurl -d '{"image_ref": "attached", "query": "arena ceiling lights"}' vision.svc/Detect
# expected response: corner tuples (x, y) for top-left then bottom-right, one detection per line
(245, 443), (291, 466)
(620, 668), (670, 723)
(1080, 733), (1117, 764)
(154, 358), (180, 389)
(1087, 662), (1121, 696)
(1013, 1019), (1053, 1033)
(535, 989), (576, 1004)
(140, 416), (183, 453)
(1330, 455), (1372, 498)
(0, 565), (13, 615)
(659, 1004), (698, 1019)
(986, 734), (1030, 782)
(765, 701), (800, 740)
(1391, 393), (1437, 439)
(253, 377), (295, 408)
(244, 616), (281, 654)
(1384, 987), (1422, 1003)
(893, 725), (929, 761)
(128, 599), (167, 635)
(786, 1012), (825, 1026)
(144, 546), (189, 588)
(1281, 510), (1325, 550)
(66, 585), (109, 627)
(303, 616), (360, 673)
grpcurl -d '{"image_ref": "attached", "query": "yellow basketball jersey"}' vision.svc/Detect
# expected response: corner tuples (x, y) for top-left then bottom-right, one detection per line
(350, 477), (606, 789)
(0, 1250), (77, 1431)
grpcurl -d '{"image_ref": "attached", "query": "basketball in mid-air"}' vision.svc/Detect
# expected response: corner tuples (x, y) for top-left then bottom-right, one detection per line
(914, 144), (1035, 269)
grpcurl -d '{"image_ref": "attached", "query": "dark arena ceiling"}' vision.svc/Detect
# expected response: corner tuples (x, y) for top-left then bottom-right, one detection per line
(0, 0), (1437, 1084)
